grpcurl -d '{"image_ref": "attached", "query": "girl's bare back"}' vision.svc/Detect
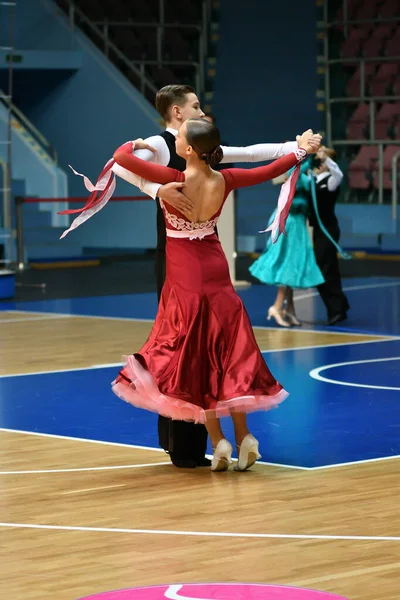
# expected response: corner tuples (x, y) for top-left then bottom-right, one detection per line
(182, 169), (226, 222)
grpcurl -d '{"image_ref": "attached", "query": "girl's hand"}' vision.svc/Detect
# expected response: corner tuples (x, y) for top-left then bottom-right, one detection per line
(132, 138), (158, 153)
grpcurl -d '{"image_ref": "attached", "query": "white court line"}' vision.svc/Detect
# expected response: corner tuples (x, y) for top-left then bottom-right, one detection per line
(262, 337), (398, 354)
(0, 362), (124, 379)
(0, 428), (309, 471)
(0, 462), (172, 475)
(0, 427), (166, 453)
(302, 453), (400, 471)
(164, 586), (194, 600)
(292, 563), (400, 588)
(0, 427), (398, 472)
(9, 308), (399, 339)
(294, 279), (400, 301)
(310, 356), (400, 391)
(0, 521), (399, 541)
(0, 315), (67, 324)
(61, 484), (126, 495)
(254, 324), (399, 339)
(3, 427), (399, 471)
(10, 309), (154, 323)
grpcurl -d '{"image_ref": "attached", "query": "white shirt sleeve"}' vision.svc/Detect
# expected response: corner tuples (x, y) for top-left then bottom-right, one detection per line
(220, 141), (298, 163)
(325, 157), (343, 191)
(111, 134), (170, 199)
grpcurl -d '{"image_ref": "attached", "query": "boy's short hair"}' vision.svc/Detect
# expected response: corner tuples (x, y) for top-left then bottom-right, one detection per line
(155, 85), (196, 121)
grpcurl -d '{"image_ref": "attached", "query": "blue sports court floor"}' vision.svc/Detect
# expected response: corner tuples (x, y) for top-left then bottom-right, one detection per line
(1, 276), (399, 470)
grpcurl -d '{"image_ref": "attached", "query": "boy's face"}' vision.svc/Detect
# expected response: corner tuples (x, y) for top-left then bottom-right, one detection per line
(176, 93), (205, 122)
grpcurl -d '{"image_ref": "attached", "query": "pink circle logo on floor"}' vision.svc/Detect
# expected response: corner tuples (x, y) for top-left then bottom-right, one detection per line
(79, 583), (348, 599)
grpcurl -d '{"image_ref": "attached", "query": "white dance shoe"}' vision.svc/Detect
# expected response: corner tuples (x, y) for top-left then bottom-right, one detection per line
(267, 306), (290, 327)
(211, 439), (233, 471)
(283, 310), (301, 326)
(235, 434), (261, 471)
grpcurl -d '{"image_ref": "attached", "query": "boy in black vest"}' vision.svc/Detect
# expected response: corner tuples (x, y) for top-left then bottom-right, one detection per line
(113, 84), (319, 467)
(309, 146), (350, 325)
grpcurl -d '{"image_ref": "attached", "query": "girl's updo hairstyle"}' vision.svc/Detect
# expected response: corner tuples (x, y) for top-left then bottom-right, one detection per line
(186, 118), (223, 167)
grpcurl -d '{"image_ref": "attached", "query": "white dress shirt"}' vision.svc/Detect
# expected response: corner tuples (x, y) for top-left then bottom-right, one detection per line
(315, 157), (344, 192)
(112, 127), (298, 199)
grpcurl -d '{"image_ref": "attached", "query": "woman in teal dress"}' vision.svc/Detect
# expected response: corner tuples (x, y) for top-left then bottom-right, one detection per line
(249, 157), (324, 327)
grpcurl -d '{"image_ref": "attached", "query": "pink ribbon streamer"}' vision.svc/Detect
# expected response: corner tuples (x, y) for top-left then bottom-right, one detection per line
(259, 164), (300, 243)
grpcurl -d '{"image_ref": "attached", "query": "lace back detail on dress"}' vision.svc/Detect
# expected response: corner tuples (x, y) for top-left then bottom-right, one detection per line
(160, 200), (219, 240)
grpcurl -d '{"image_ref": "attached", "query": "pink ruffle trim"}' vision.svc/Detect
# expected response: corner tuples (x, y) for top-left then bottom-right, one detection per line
(111, 355), (288, 424)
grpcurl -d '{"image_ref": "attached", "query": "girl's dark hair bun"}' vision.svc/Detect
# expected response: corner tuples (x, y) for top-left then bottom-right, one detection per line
(200, 145), (223, 166)
(210, 145), (223, 166)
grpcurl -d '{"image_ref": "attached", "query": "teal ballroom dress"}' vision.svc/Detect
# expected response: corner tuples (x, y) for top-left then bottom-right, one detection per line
(249, 160), (325, 289)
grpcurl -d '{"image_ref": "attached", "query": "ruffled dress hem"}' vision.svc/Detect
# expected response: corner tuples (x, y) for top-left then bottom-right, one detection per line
(112, 354), (288, 424)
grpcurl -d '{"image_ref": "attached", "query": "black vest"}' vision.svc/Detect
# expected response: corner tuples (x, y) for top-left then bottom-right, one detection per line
(156, 131), (185, 252)
(161, 130), (186, 170)
(308, 174), (340, 229)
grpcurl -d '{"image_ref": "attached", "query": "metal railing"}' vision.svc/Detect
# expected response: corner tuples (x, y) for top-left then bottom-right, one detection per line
(0, 156), (10, 239)
(327, 95), (400, 147)
(321, 1), (400, 224)
(326, 15), (400, 37)
(0, 88), (58, 163)
(96, 10), (211, 94)
(60, 0), (212, 97)
(332, 140), (400, 214)
(324, 56), (400, 102)
(392, 150), (400, 232)
(1, 0), (14, 266)
(62, 0), (157, 98)
(95, 20), (206, 95)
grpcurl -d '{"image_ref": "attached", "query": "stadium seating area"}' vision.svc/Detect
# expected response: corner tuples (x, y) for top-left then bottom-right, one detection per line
(56, 0), (207, 98)
(328, 0), (400, 201)
(56, 0), (399, 202)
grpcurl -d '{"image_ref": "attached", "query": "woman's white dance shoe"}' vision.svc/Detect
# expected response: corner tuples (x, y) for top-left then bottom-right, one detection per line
(211, 439), (233, 471)
(267, 306), (290, 327)
(235, 434), (261, 471)
(283, 310), (301, 326)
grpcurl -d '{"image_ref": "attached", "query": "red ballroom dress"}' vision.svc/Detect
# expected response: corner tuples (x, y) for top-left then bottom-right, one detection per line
(105, 143), (307, 424)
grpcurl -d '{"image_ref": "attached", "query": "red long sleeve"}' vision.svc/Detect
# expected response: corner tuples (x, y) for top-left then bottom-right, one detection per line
(221, 150), (306, 194)
(113, 142), (185, 184)
(113, 143), (306, 201)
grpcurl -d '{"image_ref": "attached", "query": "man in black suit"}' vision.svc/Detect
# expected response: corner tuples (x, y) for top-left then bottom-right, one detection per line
(309, 146), (350, 325)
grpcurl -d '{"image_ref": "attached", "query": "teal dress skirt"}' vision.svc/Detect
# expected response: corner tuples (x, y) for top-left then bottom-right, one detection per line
(249, 162), (325, 289)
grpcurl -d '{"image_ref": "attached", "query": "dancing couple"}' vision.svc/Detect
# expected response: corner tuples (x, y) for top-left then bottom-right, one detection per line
(250, 145), (349, 327)
(61, 91), (321, 472)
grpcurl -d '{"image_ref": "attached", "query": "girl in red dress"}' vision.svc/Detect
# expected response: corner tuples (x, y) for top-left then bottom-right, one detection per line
(65, 120), (318, 471)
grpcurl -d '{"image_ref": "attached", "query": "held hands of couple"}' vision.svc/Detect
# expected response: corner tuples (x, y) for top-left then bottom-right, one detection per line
(296, 129), (322, 154)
